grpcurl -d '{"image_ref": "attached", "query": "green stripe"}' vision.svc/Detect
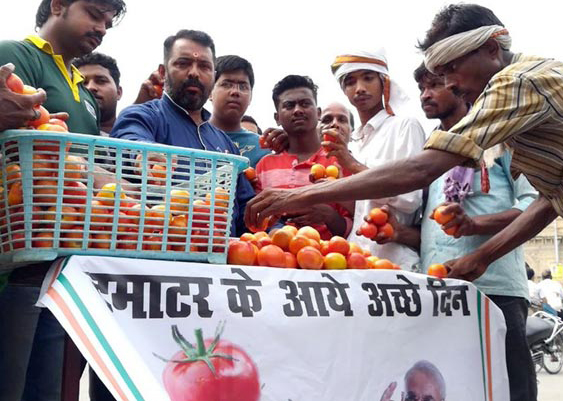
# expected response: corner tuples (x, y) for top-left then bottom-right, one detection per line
(57, 273), (144, 400)
(477, 292), (487, 401)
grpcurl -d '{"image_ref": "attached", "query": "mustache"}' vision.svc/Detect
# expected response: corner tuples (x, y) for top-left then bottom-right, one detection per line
(180, 78), (205, 94)
(85, 31), (104, 42)
(422, 100), (438, 108)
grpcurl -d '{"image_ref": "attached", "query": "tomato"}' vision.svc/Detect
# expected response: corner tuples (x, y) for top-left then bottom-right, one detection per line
(29, 105), (50, 128)
(6, 73), (24, 94)
(154, 84), (163, 98)
(48, 118), (69, 131)
(160, 324), (260, 401)
(358, 222), (378, 239)
(427, 263), (448, 279)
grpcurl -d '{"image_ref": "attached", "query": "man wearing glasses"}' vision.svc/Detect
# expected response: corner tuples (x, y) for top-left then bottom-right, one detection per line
(210, 55), (269, 167)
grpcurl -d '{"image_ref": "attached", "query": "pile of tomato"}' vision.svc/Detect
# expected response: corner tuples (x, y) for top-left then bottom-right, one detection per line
(228, 224), (400, 270)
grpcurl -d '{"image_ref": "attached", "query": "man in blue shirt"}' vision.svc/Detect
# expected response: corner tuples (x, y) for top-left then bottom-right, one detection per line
(382, 64), (538, 401)
(111, 30), (254, 236)
(209, 55), (269, 168)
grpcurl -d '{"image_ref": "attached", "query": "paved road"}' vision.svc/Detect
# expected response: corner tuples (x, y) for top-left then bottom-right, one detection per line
(537, 369), (563, 401)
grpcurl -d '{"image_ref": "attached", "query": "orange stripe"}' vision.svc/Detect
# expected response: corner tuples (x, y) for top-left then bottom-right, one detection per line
(47, 287), (129, 401)
(490, 29), (509, 39)
(485, 297), (494, 401)
(382, 75), (395, 116)
(332, 55), (388, 69)
(47, 259), (66, 289)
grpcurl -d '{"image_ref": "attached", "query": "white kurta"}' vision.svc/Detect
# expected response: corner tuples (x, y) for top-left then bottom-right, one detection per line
(347, 110), (425, 270)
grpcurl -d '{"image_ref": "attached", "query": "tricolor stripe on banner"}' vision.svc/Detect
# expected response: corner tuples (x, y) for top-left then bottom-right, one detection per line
(47, 259), (144, 401)
(477, 292), (494, 401)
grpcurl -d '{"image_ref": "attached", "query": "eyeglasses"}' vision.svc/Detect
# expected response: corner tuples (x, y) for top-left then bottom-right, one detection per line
(403, 394), (442, 401)
(217, 80), (251, 93)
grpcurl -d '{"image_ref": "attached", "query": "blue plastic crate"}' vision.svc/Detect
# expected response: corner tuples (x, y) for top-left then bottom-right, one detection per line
(0, 130), (248, 271)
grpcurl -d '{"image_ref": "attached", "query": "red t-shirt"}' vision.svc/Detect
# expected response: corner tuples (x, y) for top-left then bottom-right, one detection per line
(256, 148), (352, 239)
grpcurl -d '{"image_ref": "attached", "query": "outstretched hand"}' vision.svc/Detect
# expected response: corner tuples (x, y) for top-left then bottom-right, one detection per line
(445, 251), (490, 281)
(244, 186), (310, 230)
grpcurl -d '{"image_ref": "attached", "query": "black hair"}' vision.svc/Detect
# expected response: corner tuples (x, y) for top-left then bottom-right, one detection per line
(215, 55), (254, 89)
(241, 115), (262, 134)
(526, 265), (535, 280)
(272, 75), (318, 109)
(163, 29), (216, 63)
(36, 0), (127, 28)
(413, 62), (435, 84)
(417, 4), (504, 51)
(73, 52), (121, 86)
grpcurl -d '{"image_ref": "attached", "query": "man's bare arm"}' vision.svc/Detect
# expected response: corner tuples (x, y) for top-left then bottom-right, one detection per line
(245, 149), (466, 228)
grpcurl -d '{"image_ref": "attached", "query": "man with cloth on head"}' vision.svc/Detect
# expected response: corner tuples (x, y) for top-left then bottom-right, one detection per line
(245, 6), (560, 399)
(245, 3), (563, 285)
(325, 49), (425, 270)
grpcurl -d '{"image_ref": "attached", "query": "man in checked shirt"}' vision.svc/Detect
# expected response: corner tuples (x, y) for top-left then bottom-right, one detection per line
(246, 3), (563, 289)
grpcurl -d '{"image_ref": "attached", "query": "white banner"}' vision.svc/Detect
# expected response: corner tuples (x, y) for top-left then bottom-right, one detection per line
(39, 256), (509, 401)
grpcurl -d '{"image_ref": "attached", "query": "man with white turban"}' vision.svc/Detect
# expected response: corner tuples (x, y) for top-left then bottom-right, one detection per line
(325, 48), (426, 270)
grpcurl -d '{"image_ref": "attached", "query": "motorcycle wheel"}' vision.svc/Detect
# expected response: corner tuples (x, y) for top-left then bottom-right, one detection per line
(543, 335), (563, 374)
(531, 350), (543, 373)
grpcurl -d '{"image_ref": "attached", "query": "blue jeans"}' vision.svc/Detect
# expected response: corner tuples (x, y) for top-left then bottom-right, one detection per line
(0, 285), (65, 401)
(489, 295), (537, 401)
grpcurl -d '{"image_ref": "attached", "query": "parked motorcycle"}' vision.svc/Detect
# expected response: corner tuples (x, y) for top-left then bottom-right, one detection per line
(526, 311), (563, 374)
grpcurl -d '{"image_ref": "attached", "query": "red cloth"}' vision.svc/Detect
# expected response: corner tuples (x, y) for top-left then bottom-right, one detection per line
(255, 148), (352, 240)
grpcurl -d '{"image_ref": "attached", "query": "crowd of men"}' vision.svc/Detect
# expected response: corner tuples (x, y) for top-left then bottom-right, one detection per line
(2, 1), (563, 400)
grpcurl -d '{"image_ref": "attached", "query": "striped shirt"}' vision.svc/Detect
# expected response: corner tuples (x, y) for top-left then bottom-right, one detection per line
(256, 148), (352, 239)
(424, 53), (563, 215)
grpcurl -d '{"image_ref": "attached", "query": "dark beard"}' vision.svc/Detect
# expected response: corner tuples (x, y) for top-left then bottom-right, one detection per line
(168, 78), (209, 111)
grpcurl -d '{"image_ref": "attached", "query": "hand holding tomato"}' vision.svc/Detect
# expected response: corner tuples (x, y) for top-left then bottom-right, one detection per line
(321, 129), (365, 174)
(431, 202), (475, 238)
(135, 152), (176, 186)
(0, 64), (47, 131)
(370, 205), (400, 244)
(261, 127), (288, 154)
(134, 68), (165, 104)
(156, 322), (260, 401)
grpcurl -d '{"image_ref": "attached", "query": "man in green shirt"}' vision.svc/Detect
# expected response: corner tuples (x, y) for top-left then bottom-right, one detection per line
(0, 1), (126, 400)
(210, 55), (270, 168)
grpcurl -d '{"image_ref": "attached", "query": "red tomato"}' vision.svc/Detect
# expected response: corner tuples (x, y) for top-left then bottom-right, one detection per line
(161, 325), (260, 401)
(428, 263), (448, 279)
(358, 222), (378, 239)
(6, 73), (24, 94)
(48, 118), (69, 131)
(29, 105), (50, 128)
(153, 84), (163, 98)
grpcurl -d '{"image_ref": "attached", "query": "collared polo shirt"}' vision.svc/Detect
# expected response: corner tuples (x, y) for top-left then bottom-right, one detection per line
(0, 35), (99, 134)
(255, 148), (352, 240)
